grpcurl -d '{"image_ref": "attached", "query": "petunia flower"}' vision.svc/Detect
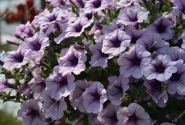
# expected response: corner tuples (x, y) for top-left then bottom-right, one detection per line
(137, 32), (169, 57)
(144, 55), (177, 82)
(118, 44), (151, 78)
(70, 80), (91, 112)
(3, 46), (28, 71)
(167, 61), (185, 96)
(107, 75), (129, 105)
(97, 104), (120, 125)
(117, 103), (152, 125)
(82, 82), (107, 114)
(148, 17), (174, 40)
(23, 32), (49, 64)
(42, 92), (67, 120)
(144, 80), (168, 107)
(58, 45), (87, 75)
(167, 47), (185, 63)
(45, 71), (75, 100)
(65, 17), (91, 38)
(17, 99), (46, 125)
(102, 29), (131, 56)
(90, 42), (113, 68)
(117, 5), (149, 26)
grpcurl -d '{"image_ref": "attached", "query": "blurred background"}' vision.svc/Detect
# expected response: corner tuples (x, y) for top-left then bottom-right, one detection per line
(0, 0), (45, 124)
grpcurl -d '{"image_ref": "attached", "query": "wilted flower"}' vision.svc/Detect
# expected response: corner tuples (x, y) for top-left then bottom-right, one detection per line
(17, 99), (46, 125)
(118, 44), (151, 78)
(82, 82), (107, 114)
(70, 80), (91, 112)
(144, 55), (177, 81)
(107, 75), (129, 105)
(117, 5), (149, 26)
(46, 71), (75, 100)
(58, 45), (87, 75)
(97, 104), (120, 125)
(117, 103), (152, 125)
(144, 80), (168, 107)
(15, 21), (34, 40)
(102, 29), (131, 56)
(42, 93), (67, 120)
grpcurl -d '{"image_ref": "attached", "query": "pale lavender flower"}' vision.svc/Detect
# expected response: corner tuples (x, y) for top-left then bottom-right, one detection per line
(144, 80), (168, 107)
(107, 75), (129, 105)
(144, 55), (177, 82)
(23, 33), (49, 63)
(118, 45), (151, 78)
(46, 0), (69, 7)
(116, 0), (140, 8)
(0, 74), (13, 91)
(97, 104), (120, 125)
(82, 82), (107, 114)
(84, 0), (112, 13)
(42, 93), (67, 120)
(65, 17), (91, 38)
(15, 21), (34, 40)
(148, 17), (174, 40)
(137, 32), (169, 56)
(168, 47), (185, 63)
(3, 47), (28, 70)
(117, 5), (149, 26)
(90, 42), (112, 68)
(167, 61), (185, 96)
(117, 103), (152, 125)
(58, 45), (87, 75)
(70, 80), (91, 112)
(17, 99), (46, 125)
(46, 71), (75, 100)
(102, 29), (131, 56)
(180, 31), (185, 49)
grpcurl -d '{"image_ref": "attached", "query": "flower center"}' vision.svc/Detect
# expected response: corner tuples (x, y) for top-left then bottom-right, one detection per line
(130, 56), (141, 66)
(74, 23), (83, 32)
(49, 14), (57, 22)
(14, 53), (24, 62)
(92, 0), (101, 8)
(68, 54), (79, 66)
(31, 40), (41, 51)
(156, 21), (166, 33)
(59, 76), (68, 88)
(154, 63), (166, 73)
(111, 37), (122, 48)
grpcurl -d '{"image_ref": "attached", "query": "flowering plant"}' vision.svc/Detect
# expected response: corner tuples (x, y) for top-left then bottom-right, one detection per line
(1, 0), (185, 125)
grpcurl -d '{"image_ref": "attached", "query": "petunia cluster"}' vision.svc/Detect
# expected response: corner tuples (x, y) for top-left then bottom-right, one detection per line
(1, 0), (185, 125)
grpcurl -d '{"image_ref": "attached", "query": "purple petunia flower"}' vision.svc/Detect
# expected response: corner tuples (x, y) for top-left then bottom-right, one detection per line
(144, 80), (168, 107)
(65, 17), (91, 38)
(15, 21), (35, 40)
(118, 44), (151, 78)
(137, 32), (169, 57)
(107, 75), (129, 105)
(84, 0), (112, 13)
(126, 26), (144, 45)
(168, 47), (185, 63)
(58, 45), (87, 75)
(23, 33), (49, 64)
(46, 71), (75, 100)
(70, 80), (91, 112)
(116, 0), (140, 8)
(3, 46), (28, 71)
(173, 0), (185, 18)
(42, 92), (67, 120)
(90, 42), (112, 68)
(0, 74), (13, 91)
(102, 29), (131, 56)
(117, 103), (152, 125)
(148, 17), (174, 40)
(144, 55), (177, 82)
(167, 61), (185, 96)
(117, 5), (149, 26)
(17, 99), (46, 125)
(82, 82), (107, 114)
(97, 104), (120, 125)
